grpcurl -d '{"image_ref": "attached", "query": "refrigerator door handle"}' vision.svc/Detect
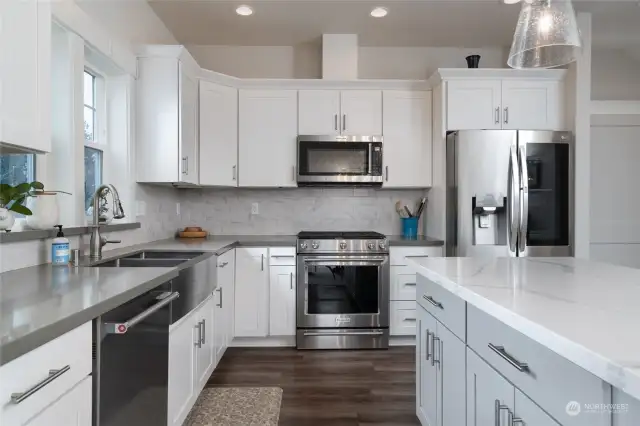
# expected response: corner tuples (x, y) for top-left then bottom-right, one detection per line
(508, 143), (520, 254)
(518, 144), (529, 254)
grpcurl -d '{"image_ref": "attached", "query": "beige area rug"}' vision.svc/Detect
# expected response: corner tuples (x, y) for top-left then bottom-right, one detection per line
(184, 387), (283, 426)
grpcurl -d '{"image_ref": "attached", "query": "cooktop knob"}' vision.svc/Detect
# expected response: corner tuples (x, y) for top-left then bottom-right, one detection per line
(300, 242), (308, 249)
(367, 242), (375, 250)
(312, 241), (319, 249)
(339, 241), (347, 250)
(378, 241), (386, 250)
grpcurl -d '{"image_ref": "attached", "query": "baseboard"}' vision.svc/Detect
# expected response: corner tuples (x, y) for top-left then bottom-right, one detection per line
(390, 336), (416, 346)
(231, 336), (296, 347)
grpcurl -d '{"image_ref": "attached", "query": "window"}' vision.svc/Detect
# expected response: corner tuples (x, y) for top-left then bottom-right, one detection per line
(83, 69), (104, 214)
(0, 154), (35, 186)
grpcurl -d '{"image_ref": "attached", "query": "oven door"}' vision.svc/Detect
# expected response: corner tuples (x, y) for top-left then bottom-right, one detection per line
(296, 255), (390, 329)
(297, 136), (383, 184)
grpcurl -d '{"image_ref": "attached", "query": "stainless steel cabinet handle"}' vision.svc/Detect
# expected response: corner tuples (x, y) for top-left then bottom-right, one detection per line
(425, 329), (431, 361)
(195, 322), (202, 348)
(182, 157), (187, 174)
(488, 343), (530, 372)
(290, 272), (293, 290)
(495, 400), (511, 426)
(232, 165), (237, 181)
(261, 254), (264, 271)
(334, 114), (338, 131)
(504, 107), (509, 124)
(342, 114), (346, 131)
(218, 261), (228, 268)
(385, 166), (389, 182)
(217, 288), (223, 308)
(422, 294), (443, 309)
(11, 365), (71, 404)
(495, 107), (500, 124)
(406, 282), (417, 286)
(271, 255), (295, 258)
(104, 292), (179, 334)
(201, 320), (206, 345)
(431, 336), (440, 366)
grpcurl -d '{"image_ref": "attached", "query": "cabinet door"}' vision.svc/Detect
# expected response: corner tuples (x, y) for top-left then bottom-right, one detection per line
(382, 91), (432, 187)
(417, 306), (438, 426)
(0, 0), (51, 152)
(340, 90), (382, 135)
(179, 67), (199, 184)
(298, 90), (340, 135)
(238, 90), (297, 187)
(168, 315), (197, 426)
(195, 297), (215, 390)
(446, 80), (502, 130)
(436, 323), (466, 426)
(514, 388), (561, 426)
(501, 80), (564, 130)
(199, 81), (238, 186)
(467, 348), (515, 426)
(27, 376), (92, 426)
(234, 248), (269, 337)
(269, 265), (296, 336)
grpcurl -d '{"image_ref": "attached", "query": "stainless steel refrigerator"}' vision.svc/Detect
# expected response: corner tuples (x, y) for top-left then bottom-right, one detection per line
(446, 130), (572, 257)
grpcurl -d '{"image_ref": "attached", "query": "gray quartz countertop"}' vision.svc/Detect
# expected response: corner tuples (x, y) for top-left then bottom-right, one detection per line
(0, 264), (177, 366)
(387, 235), (444, 246)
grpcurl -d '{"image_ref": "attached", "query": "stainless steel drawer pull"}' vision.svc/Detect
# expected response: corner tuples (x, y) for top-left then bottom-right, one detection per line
(271, 255), (295, 258)
(431, 336), (440, 366)
(303, 331), (384, 337)
(405, 282), (417, 286)
(11, 365), (71, 404)
(195, 322), (202, 348)
(201, 320), (206, 345)
(488, 343), (530, 372)
(217, 288), (223, 308)
(426, 329), (431, 361)
(495, 400), (511, 426)
(512, 417), (524, 425)
(290, 272), (294, 290)
(403, 318), (416, 322)
(423, 294), (443, 309)
(218, 261), (228, 268)
(104, 291), (179, 334)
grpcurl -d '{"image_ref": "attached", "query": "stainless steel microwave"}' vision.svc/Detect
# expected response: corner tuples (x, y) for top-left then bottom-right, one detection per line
(296, 135), (383, 185)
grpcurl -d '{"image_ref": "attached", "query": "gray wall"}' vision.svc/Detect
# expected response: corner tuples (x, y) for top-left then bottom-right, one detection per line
(178, 187), (428, 235)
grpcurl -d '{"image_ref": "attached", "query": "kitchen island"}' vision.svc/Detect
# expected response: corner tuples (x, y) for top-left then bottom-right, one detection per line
(407, 256), (640, 426)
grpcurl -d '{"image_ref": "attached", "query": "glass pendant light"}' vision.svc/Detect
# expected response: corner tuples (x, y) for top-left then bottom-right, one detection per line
(508, 0), (582, 69)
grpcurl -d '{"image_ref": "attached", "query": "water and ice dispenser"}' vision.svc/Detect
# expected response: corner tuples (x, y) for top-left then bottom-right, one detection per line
(471, 194), (507, 246)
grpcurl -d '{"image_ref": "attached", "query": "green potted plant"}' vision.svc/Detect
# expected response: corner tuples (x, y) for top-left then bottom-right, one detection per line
(0, 182), (44, 231)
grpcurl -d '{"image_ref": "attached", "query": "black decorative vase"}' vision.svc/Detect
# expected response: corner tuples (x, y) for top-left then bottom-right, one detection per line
(466, 55), (481, 69)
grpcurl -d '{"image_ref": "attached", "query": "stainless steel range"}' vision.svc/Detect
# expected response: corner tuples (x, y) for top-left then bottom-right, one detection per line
(296, 231), (390, 350)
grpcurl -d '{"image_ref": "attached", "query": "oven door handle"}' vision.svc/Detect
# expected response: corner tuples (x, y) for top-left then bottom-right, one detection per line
(303, 257), (388, 263)
(303, 331), (385, 337)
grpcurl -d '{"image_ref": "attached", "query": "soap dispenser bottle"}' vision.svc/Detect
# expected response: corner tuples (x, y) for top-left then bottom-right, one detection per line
(52, 225), (70, 265)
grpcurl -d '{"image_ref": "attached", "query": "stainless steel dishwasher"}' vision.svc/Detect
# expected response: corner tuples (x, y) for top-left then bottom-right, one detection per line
(93, 250), (215, 426)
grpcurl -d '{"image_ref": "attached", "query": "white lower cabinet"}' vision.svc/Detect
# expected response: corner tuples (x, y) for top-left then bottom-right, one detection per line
(269, 265), (296, 336)
(195, 297), (215, 390)
(26, 376), (92, 426)
(234, 248), (269, 337)
(417, 306), (438, 426)
(466, 347), (515, 426)
(436, 323), (466, 426)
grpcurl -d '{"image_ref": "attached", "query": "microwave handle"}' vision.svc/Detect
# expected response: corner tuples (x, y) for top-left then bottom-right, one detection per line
(368, 143), (372, 175)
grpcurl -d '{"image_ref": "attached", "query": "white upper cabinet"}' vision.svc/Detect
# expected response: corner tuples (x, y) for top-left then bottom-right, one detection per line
(298, 90), (382, 136)
(0, 0), (51, 152)
(501, 80), (564, 130)
(199, 81), (238, 186)
(447, 80), (502, 131)
(340, 90), (382, 135)
(239, 90), (298, 187)
(298, 90), (340, 135)
(136, 46), (200, 184)
(382, 91), (432, 188)
(434, 69), (567, 132)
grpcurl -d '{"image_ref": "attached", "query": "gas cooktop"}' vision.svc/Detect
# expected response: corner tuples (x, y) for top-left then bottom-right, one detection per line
(297, 231), (386, 240)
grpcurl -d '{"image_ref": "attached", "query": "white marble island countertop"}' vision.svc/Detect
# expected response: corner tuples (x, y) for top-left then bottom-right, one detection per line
(406, 256), (640, 402)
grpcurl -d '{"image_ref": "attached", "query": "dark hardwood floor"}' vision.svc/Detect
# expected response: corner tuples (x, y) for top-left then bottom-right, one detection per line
(207, 346), (420, 426)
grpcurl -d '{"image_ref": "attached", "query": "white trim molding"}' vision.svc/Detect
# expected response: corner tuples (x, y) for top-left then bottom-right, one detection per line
(428, 68), (567, 86)
(591, 101), (640, 116)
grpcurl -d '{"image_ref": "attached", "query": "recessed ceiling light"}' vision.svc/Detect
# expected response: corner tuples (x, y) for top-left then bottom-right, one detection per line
(236, 5), (253, 16)
(370, 7), (388, 18)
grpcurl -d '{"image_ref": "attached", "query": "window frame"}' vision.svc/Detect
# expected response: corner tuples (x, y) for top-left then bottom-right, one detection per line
(83, 66), (107, 216)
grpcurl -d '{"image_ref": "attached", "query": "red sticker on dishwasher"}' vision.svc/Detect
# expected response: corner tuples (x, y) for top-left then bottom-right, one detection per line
(117, 324), (127, 333)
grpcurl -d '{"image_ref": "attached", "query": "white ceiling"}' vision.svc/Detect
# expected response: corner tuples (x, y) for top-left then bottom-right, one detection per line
(144, 0), (640, 48)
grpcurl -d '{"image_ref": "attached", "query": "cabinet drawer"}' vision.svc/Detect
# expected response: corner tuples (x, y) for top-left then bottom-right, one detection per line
(467, 304), (611, 426)
(390, 301), (417, 336)
(391, 266), (417, 301)
(0, 322), (92, 425)
(416, 274), (465, 341)
(390, 247), (442, 266)
(269, 247), (296, 266)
